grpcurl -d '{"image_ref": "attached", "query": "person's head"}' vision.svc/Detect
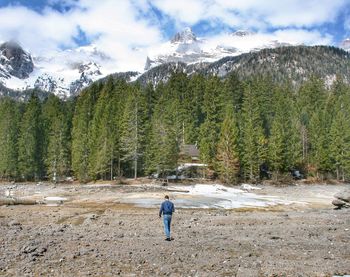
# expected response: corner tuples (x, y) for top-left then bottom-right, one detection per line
(164, 195), (169, 200)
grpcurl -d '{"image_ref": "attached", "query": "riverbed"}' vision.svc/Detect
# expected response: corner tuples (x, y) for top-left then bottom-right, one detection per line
(0, 182), (349, 276)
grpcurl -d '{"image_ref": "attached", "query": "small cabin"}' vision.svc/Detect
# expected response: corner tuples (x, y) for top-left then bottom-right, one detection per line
(178, 144), (207, 179)
(179, 144), (200, 163)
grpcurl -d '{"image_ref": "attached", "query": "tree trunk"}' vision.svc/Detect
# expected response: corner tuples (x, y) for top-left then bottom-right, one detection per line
(336, 167), (339, 180)
(110, 152), (113, 181)
(134, 102), (138, 180)
(134, 158), (137, 179)
(117, 153), (121, 177)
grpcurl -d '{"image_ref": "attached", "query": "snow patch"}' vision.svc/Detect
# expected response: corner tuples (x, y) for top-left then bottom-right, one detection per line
(241, 184), (262, 191)
(124, 184), (301, 209)
(171, 184), (290, 209)
(44, 196), (67, 201)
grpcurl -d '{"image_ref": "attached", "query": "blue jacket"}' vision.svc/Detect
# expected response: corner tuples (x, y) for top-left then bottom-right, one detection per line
(159, 200), (175, 217)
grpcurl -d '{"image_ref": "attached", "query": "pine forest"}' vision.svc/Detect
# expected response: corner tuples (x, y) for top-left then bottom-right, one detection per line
(1, 72), (350, 184)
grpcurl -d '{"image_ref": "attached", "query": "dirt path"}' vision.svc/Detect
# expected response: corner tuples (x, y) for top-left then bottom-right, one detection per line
(1, 201), (349, 276)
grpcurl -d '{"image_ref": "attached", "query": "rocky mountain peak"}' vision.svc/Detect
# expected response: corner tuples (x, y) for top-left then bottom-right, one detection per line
(0, 40), (34, 79)
(171, 27), (197, 43)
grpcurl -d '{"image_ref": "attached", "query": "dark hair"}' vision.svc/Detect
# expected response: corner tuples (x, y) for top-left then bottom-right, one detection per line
(164, 195), (169, 199)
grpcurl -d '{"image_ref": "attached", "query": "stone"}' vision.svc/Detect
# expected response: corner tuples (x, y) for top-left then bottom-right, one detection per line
(332, 199), (349, 209)
(89, 214), (99, 220)
(22, 244), (37, 254)
(334, 190), (350, 203)
(8, 220), (21, 226)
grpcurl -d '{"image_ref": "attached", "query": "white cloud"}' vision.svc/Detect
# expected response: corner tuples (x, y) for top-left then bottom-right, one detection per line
(0, 0), (347, 72)
(0, 6), (78, 53)
(272, 29), (333, 45)
(0, 0), (164, 71)
(70, 0), (163, 70)
(203, 29), (333, 54)
(152, 0), (209, 26)
(152, 0), (348, 30)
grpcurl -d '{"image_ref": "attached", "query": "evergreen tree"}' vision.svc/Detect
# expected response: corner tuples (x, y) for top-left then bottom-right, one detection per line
(18, 93), (44, 180)
(329, 96), (350, 180)
(308, 104), (333, 177)
(184, 74), (206, 144)
(249, 76), (275, 135)
(42, 95), (71, 182)
(0, 98), (19, 180)
(296, 76), (326, 164)
(268, 86), (302, 176)
(71, 82), (101, 181)
(87, 77), (129, 180)
(145, 92), (179, 176)
(215, 108), (240, 184)
(268, 116), (284, 175)
(199, 76), (222, 166)
(120, 85), (147, 178)
(331, 76), (349, 98)
(181, 74), (204, 144)
(240, 84), (267, 180)
(223, 72), (244, 113)
(283, 98), (303, 172)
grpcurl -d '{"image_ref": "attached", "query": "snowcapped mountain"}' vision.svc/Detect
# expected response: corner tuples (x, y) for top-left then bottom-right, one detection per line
(144, 28), (292, 70)
(0, 41), (34, 80)
(145, 27), (235, 70)
(1, 28), (346, 99)
(341, 38), (350, 51)
(0, 42), (114, 98)
(138, 45), (350, 88)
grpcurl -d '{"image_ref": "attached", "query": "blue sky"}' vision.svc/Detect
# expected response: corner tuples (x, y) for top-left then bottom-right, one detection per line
(0, 0), (349, 70)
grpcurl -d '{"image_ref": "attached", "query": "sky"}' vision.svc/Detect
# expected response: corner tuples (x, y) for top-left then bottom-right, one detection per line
(0, 0), (350, 71)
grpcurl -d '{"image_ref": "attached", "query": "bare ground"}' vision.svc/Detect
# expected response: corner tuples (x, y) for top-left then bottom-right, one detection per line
(0, 183), (349, 277)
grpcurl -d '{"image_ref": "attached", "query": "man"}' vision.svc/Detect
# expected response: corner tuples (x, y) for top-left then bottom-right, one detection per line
(159, 195), (175, 241)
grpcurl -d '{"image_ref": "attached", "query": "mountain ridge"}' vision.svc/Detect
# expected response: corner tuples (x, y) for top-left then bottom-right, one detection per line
(1, 28), (350, 100)
(137, 45), (350, 87)
(144, 27), (293, 71)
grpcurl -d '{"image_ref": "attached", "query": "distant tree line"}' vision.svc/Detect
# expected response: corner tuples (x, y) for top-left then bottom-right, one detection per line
(1, 72), (350, 183)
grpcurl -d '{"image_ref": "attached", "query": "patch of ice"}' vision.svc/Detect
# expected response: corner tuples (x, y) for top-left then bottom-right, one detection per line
(124, 184), (302, 209)
(170, 184), (285, 209)
(241, 184), (262, 190)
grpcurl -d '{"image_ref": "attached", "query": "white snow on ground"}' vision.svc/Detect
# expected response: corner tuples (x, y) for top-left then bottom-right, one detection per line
(177, 163), (207, 170)
(171, 184), (298, 209)
(121, 184), (303, 209)
(241, 184), (262, 190)
(44, 196), (67, 201)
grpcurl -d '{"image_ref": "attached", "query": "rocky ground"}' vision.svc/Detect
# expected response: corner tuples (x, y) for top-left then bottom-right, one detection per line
(0, 183), (349, 276)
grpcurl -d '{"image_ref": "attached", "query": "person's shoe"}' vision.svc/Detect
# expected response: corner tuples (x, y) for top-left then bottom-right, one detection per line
(165, 238), (171, 241)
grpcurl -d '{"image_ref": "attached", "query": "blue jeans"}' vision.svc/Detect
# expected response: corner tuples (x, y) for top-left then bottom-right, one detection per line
(163, 214), (172, 238)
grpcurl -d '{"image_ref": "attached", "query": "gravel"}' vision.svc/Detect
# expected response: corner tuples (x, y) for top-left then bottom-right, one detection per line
(1, 200), (349, 276)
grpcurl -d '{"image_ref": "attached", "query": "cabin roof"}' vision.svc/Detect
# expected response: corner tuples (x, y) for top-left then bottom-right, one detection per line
(180, 144), (200, 157)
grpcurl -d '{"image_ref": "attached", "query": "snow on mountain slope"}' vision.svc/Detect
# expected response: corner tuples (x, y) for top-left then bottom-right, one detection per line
(145, 28), (293, 70)
(0, 28), (330, 99)
(0, 42), (114, 98)
(0, 41), (34, 79)
(145, 27), (234, 70)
